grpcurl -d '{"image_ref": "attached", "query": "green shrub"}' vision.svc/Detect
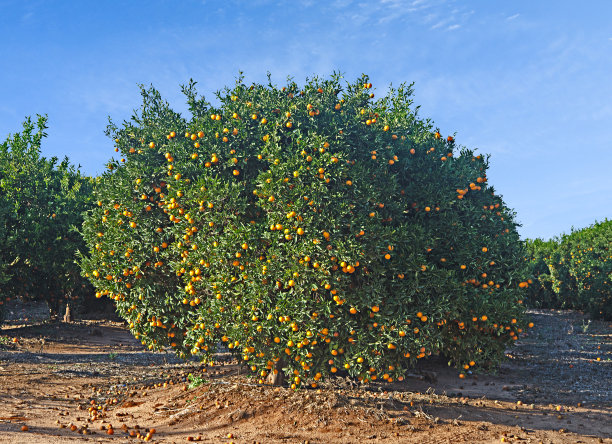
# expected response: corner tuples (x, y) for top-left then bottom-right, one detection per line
(0, 115), (95, 320)
(80, 74), (530, 387)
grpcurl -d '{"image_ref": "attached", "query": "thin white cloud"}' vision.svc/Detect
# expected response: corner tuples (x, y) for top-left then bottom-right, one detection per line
(333, 0), (353, 8)
(338, 0), (448, 26)
(422, 13), (437, 23)
(379, 0), (422, 6)
(427, 3), (471, 31)
(507, 13), (520, 21)
(431, 20), (447, 29)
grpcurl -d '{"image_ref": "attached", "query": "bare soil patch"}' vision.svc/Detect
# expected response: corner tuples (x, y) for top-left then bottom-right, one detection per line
(0, 309), (610, 443)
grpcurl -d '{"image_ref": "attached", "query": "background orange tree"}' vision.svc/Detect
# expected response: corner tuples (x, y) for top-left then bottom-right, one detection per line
(525, 219), (611, 320)
(0, 115), (95, 320)
(80, 74), (531, 387)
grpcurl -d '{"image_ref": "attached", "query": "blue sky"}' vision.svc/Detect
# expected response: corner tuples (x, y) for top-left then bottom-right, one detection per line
(1, 0), (610, 240)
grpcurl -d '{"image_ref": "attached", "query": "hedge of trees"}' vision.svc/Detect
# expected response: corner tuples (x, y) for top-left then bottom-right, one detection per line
(525, 219), (611, 320)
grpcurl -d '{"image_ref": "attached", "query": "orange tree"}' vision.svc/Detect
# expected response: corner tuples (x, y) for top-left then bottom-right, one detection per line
(566, 220), (612, 319)
(80, 74), (531, 387)
(526, 220), (612, 319)
(0, 115), (95, 320)
(523, 238), (560, 308)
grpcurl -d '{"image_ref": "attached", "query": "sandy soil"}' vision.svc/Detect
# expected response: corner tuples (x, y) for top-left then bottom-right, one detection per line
(0, 309), (610, 443)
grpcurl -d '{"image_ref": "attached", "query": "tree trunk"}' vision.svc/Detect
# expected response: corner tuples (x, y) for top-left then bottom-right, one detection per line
(265, 359), (285, 386)
(63, 304), (72, 323)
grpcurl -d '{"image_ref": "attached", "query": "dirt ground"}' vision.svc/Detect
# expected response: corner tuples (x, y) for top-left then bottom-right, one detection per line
(0, 309), (610, 444)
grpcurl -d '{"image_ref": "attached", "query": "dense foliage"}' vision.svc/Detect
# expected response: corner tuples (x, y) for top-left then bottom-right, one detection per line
(525, 220), (611, 319)
(80, 74), (531, 387)
(0, 116), (95, 320)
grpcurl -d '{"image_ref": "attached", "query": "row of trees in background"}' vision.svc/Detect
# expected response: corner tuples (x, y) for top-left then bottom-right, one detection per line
(524, 220), (611, 320)
(0, 115), (95, 320)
